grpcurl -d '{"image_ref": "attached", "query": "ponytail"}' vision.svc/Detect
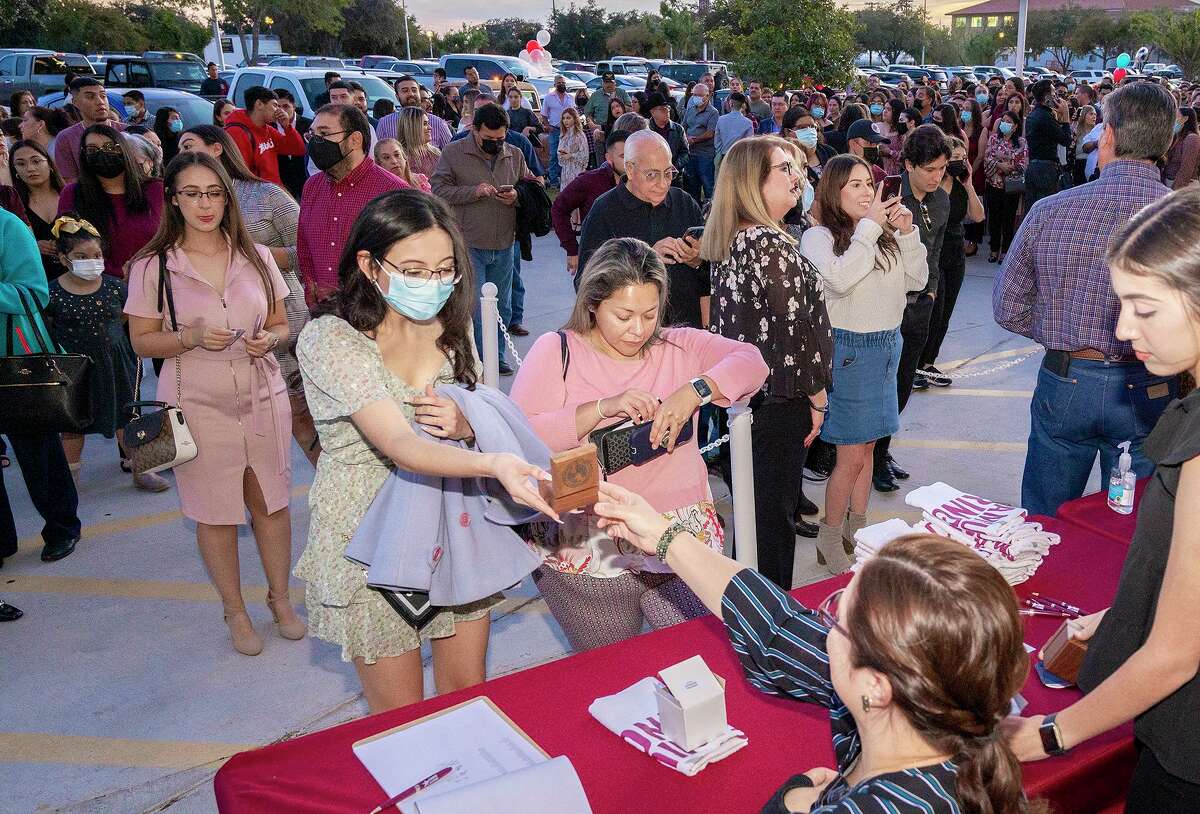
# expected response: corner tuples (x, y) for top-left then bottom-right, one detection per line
(953, 733), (1044, 814)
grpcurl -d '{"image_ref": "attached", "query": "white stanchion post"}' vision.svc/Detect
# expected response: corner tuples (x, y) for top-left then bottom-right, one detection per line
(480, 282), (499, 388)
(728, 403), (757, 569)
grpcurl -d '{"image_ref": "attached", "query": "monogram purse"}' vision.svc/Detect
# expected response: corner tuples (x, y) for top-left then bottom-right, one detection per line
(123, 255), (197, 474)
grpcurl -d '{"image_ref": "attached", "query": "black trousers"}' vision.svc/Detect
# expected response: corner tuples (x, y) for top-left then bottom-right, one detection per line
(875, 294), (935, 468)
(986, 187), (1022, 254)
(1124, 742), (1200, 814)
(921, 240), (966, 367)
(0, 432), (81, 558)
(750, 398), (811, 590)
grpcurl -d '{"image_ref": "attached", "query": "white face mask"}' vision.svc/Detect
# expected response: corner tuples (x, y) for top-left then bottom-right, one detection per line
(69, 258), (105, 280)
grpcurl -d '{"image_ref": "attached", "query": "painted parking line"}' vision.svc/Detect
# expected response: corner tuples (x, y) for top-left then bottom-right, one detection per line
(939, 344), (1040, 371)
(0, 732), (257, 769)
(893, 439), (1027, 452)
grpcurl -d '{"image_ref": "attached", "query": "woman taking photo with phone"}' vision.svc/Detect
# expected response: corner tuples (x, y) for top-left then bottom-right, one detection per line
(800, 155), (927, 573)
(295, 189), (557, 712)
(984, 110), (1027, 264)
(1008, 187), (1200, 811)
(126, 152), (299, 657)
(510, 237), (767, 652)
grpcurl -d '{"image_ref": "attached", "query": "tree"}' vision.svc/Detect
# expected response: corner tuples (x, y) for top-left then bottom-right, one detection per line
(708, 0), (857, 87)
(220, 0), (353, 65)
(132, 6), (211, 54)
(339, 0), (409, 57)
(921, 24), (964, 67)
(1027, 6), (1086, 72)
(0, 0), (49, 47)
(1133, 10), (1200, 80)
(659, 0), (702, 60)
(854, 0), (923, 65)
(1070, 11), (1136, 69)
(41, 0), (149, 53)
(481, 18), (541, 58)
(549, 1), (616, 60)
(435, 24), (488, 54)
(963, 31), (1002, 66)
(607, 18), (667, 57)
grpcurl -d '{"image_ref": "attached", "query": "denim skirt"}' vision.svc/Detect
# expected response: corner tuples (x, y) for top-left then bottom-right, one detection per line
(820, 327), (902, 445)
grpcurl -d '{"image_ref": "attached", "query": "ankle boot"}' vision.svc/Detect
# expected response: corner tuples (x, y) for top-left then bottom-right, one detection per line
(223, 608), (264, 656)
(815, 521), (853, 575)
(267, 591), (307, 640)
(842, 511), (867, 558)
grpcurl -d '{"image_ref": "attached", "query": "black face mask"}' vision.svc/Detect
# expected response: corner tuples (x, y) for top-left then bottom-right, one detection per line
(307, 135), (346, 172)
(948, 159), (969, 179)
(480, 137), (504, 155)
(863, 145), (880, 164)
(895, 121), (909, 135)
(555, 84), (566, 93)
(85, 151), (125, 179)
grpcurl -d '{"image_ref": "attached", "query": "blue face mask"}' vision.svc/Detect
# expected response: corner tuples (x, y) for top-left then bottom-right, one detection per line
(960, 109), (972, 123)
(169, 118), (184, 134)
(975, 93), (990, 106)
(795, 127), (819, 148)
(869, 103), (884, 116)
(1174, 121), (1184, 135)
(375, 263), (456, 322)
(999, 121), (1015, 136)
(801, 182), (814, 214)
(811, 106), (825, 119)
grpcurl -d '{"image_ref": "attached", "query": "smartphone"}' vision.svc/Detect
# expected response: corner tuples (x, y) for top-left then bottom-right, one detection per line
(684, 226), (705, 242)
(229, 329), (245, 344)
(881, 174), (902, 200)
(629, 417), (695, 463)
(497, 184), (515, 194)
(251, 314), (264, 338)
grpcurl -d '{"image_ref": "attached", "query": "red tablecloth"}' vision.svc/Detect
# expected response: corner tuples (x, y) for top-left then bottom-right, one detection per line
(214, 517), (1135, 814)
(1055, 482), (1145, 547)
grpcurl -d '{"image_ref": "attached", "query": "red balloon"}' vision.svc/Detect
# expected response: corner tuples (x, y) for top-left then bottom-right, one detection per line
(1112, 67), (1127, 82)
(526, 40), (541, 53)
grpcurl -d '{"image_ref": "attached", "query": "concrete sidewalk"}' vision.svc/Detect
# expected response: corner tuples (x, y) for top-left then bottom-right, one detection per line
(0, 234), (1083, 813)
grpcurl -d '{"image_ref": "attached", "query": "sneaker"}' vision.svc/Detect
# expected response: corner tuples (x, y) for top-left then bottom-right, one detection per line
(498, 361), (515, 376)
(923, 364), (952, 388)
(133, 471), (171, 492)
(913, 371), (930, 390)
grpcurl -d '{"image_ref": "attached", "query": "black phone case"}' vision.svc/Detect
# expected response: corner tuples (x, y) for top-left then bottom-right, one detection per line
(588, 417), (695, 475)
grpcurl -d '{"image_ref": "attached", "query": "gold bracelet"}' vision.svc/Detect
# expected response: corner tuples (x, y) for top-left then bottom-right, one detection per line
(596, 399), (609, 420)
(177, 329), (188, 350)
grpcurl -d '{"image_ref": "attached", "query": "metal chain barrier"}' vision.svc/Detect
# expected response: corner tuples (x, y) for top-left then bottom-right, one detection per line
(919, 349), (1039, 383)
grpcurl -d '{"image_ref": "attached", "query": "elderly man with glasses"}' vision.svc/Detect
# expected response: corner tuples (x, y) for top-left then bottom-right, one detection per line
(575, 130), (709, 329)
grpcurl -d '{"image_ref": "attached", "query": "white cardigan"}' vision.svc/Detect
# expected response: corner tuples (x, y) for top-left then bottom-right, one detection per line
(799, 218), (928, 333)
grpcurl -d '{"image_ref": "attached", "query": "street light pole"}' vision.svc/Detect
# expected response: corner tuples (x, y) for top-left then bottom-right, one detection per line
(1015, 0), (1029, 72)
(401, 0), (412, 60)
(920, 0), (927, 65)
(209, 0), (224, 70)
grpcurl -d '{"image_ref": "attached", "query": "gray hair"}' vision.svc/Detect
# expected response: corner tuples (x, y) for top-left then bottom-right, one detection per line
(613, 112), (649, 135)
(623, 127), (667, 164)
(123, 133), (162, 178)
(1102, 82), (1176, 161)
(564, 237), (669, 339)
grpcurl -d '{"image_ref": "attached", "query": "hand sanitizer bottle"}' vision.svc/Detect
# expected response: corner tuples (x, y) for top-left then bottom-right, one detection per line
(1107, 441), (1136, 515)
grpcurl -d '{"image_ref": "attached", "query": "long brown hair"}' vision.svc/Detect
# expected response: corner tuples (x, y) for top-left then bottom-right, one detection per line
(564, 237), (670, 341)
(849, 535), (1041, 814)
(180, 124), (263, 184)
(132, 152), (276, 311)
(9, 139), (64, 204)
(701, 135), (797, 264)
(74, 124), (150, 235)
(815, 154), (899, 269)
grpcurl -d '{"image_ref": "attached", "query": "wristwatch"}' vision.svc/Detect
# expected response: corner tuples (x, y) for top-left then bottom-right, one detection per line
(690, 377), (713, 406)
(1039, 712), (1068, 756)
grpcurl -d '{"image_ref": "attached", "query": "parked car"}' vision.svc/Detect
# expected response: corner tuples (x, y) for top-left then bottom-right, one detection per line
(362, 56), (438, 76)
(658, 62), (709, 85)
(1070, 69), (1110, 82)
(103, 55), (212, 99)
(555, 61), (596, 73)
(267, 55), (346, 69)
(584, 75), (644, 94)
(595, 58), (649, 77)
(438, 53), (583, 96)
(46, 87), (213, 129)
(972, 65), (1017, 80)
(559, 70), (598, 85)
(0, 49), (95, 99)
(225, 67), (397, 117)
(343, 58), (361, 69)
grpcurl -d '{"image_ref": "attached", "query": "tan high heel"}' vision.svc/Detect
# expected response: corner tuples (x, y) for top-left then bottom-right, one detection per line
(223, 608), (264, 656)
(815, 522), (853, 576)
(267, 591), (307, 641)
(842, 511), (867, 557)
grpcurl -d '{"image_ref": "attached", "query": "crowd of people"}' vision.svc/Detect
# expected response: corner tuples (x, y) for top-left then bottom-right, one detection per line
(1, 62), (1199, 812)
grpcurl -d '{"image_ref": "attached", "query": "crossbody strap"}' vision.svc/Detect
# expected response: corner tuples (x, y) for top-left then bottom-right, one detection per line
(154, 253), (183, 406)
(557, 330), (570, 379)
(7, 285), (56, 356)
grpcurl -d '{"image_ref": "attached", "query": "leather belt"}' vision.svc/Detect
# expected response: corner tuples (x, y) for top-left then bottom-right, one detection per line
(1069, 348), (1138, 363)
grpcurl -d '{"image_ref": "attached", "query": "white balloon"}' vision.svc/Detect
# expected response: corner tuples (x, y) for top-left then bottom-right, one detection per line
(519, 49), (530, 61)
(530, 49), (545, 63)
(537, 29), (551, 47)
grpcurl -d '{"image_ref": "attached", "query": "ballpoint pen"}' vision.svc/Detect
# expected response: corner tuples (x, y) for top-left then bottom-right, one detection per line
(1030, 592), (1082, 615)
(1020, 609), (1073, 618)
(368, 767), (453, 814)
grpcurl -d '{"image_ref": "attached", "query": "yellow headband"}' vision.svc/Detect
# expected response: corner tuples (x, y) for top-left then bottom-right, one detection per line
(50, 216), (101, 240)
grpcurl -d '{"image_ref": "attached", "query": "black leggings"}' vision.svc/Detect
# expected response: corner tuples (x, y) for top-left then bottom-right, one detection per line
(986, 186), (1022, 254)
(1124, 742), (1200, 814)
(921, 240), (966, 367)
(749, 398), (811, 590)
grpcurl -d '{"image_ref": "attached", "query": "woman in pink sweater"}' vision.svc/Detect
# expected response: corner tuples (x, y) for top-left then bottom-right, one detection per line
(511, 238), (768, 651)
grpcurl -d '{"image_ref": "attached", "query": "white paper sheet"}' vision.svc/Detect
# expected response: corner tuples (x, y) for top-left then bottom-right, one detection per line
(352, 698), (547, 806)
(411, 755), (593, 814)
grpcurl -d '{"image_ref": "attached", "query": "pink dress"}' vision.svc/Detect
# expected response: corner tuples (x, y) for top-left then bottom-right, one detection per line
(125, 244), (292, 525)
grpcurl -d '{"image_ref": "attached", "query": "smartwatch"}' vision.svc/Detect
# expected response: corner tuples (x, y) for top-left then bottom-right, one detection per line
(1038, 712), (1068, 756)
(690, 377), (713, 406)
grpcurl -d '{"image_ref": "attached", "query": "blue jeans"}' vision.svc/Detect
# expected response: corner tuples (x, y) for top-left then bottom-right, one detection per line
(548, 129), (561, 187)
(510, 242), (524, 325)
(468, 246), (514, 365)
(1021, 359), (1177, 517)
(686, 154), (715, 201)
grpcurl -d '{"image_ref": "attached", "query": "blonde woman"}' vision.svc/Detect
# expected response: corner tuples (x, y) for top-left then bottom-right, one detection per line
(557, 107), (589, 190)
(373, 138), (432, 193)
(396, 107), (441, 178)
(701, 136), (833, 587)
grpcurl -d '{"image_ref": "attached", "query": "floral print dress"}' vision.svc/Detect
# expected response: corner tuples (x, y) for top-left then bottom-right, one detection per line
(984, 133), (1029, 190)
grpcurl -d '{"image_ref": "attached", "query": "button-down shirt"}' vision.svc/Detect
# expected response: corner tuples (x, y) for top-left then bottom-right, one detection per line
(376, 108), (453, 150)
(714, 110), (754, 157)
(540, 90), (575, 128)
(297, 157), (405, 302)
(901, 173), (949, 295)
(54, 120), (127, 183)
(993, 159), (1170, 357)
(449, 127), (544, 177)
(583, 88), (631, 126)
(577, 182), (709, 328)
(550, 162), (619, 255)
(431, 135), (529, 251)
(1082, 121), (1105, 179)
(682, 102), (719, 157)
(1026, 104), (1072, 162)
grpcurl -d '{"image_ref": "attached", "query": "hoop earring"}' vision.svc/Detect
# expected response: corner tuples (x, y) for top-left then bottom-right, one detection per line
(861, 695), (871, 712)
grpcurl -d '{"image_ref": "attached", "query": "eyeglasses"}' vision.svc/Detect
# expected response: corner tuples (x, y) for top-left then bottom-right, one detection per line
(176, 187), (227, 202)
(305, 129), (349, 143)
(626, 162), (678, 184)
(83, 143), (122, 157)
(771, 160), (797, 177)
(816, 588), (850, 638)
(378, 257), (463, 289)
(13, 156), (48, 169)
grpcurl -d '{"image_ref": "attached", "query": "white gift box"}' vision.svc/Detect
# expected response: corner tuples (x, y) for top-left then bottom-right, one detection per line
(654, 655), (727, 752)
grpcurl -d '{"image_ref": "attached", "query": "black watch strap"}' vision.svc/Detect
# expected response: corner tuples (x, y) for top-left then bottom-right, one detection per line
(1039, 712), (1067, 756)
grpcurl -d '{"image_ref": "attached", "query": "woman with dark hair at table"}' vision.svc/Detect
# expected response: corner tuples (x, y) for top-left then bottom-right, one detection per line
(1008, 187), (1200, 812)
(592, 482), (1043, 814)
(295, 189), (556, 712)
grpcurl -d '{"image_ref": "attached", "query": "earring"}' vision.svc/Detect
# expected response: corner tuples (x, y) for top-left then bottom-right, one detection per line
(861, 695), (871, 712)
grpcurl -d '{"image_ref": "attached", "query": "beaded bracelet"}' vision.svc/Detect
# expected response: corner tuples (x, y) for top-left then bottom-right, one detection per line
(655, 521), (689, 563)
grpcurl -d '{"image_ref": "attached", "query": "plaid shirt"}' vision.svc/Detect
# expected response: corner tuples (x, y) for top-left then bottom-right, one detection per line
(993, 160), (1169, 357)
